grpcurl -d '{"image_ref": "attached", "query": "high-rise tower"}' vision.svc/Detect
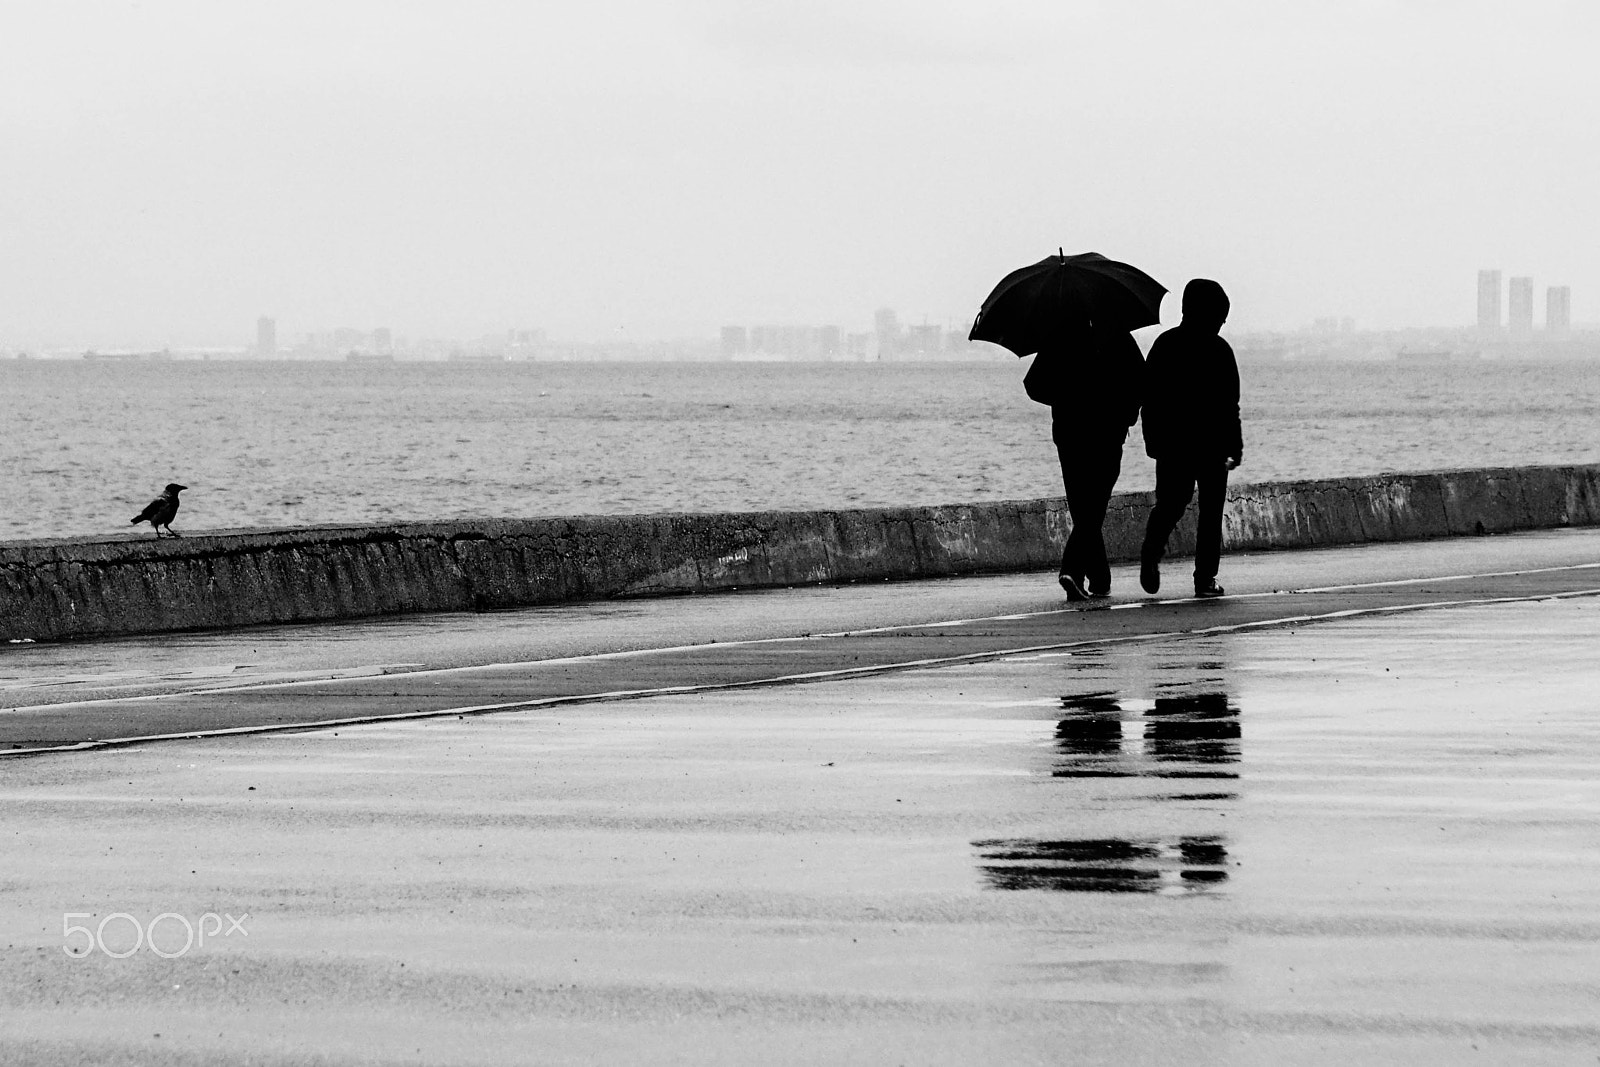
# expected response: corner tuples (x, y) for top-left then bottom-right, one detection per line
(256, 316), (277, 358)
(874, 308), (901, 360)
(1476, 270), (1501, 329)
(1547, 286), (1571, 332)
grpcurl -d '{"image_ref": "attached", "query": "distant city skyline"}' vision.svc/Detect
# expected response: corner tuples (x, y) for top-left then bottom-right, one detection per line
(11, 293), (1599, 365)
(8, 270), (1594, 355)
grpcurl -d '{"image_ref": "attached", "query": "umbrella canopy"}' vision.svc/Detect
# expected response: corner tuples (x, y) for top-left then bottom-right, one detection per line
(968, 251), (1166, 358)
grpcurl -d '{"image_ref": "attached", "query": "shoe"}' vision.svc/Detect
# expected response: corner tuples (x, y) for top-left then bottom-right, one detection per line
(1058, 573), (1090, 602)
(1194, 579), (1226, 599)
(1139, 557), (1160, 595)
(1087, 588), (1111, 600)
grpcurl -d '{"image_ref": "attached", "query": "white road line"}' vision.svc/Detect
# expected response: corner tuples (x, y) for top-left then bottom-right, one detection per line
(1293, 560), (1600, 593)
(6, 585), (1599, 758)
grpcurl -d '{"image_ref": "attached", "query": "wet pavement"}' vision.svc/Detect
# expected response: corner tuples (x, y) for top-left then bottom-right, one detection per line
(2, 530), (1600, 1064)
(8, 527), (1600, 714)
(6, 531), (1600, 754)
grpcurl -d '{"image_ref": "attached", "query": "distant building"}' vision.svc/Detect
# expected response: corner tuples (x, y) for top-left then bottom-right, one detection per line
(906, 323), (942, 355)
(874, 308), (900, 359)
(815, 325), (841, 357)
(1477, 270), (1501, 330)
(372, 327), (393, 353)
(946, 327), (974, 354)
(256, 316), (276, 358)
(1508, 276), (1534, 333)
(333, 326), (366, 350)
(778, 325), (808, 357)
(1547, 286), (1571, 332)
(720, 326), (748, 358)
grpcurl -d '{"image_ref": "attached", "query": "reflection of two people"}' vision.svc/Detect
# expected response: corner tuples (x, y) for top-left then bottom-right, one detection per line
(976, 837), (1228, 893)
(976, 691), (1238, 893)
(1054, 691), (1240, 778)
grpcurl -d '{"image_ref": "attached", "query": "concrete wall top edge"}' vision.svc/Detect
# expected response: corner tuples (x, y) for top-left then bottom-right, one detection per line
(0, 504), (1066, 561)
(6, 463), (1597, 564)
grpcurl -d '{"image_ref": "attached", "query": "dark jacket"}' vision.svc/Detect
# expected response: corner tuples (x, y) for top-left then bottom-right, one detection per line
(1140, 322), (1242, 460)
(1027, 323), (1144, 437)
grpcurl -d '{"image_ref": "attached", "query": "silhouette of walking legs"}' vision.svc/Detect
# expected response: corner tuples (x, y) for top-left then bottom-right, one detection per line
(1055, 425), (1125, 595)
(1141, 459), (1228, 589)
(1191, 463), (1227, 585)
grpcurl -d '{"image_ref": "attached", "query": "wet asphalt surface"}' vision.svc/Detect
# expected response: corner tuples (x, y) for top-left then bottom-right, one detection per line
(2, 530), (1599, 1064)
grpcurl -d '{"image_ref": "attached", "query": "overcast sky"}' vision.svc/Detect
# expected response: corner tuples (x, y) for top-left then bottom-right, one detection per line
(1, 0), (1595, 345)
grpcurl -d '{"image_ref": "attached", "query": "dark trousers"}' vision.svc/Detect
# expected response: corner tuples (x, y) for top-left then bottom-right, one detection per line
(1142, 457), (1230, 584)
(1053, 424), (1126, 594)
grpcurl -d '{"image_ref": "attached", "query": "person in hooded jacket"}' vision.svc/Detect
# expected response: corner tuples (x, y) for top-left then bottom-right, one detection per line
(1138, 279), (1242, 598)
(1026, 318), (1144, 601)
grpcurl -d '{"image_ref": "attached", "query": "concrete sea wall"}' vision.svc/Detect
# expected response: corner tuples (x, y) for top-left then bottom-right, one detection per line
(4, 463), (1599, 642)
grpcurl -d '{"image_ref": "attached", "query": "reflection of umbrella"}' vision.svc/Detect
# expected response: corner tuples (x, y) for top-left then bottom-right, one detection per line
(968, 250), (1166, 358)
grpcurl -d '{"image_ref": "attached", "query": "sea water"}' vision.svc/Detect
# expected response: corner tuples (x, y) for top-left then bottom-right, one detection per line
(3, 358), (1599, 542)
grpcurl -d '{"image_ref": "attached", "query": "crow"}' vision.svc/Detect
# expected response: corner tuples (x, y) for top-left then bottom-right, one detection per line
(131, 483), (187, 537)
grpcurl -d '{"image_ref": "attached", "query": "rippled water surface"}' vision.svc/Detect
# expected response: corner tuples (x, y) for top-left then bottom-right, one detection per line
(4, 358), (1599, 540)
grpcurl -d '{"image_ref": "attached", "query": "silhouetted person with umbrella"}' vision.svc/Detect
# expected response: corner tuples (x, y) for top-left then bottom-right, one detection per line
(1139, 279), (1241, 598)
(969, 250), (1165, 602)
(1029, 320), (1144, 599)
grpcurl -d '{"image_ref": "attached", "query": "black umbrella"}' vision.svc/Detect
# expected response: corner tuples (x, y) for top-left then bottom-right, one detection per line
(968, 250), (1166, 358)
